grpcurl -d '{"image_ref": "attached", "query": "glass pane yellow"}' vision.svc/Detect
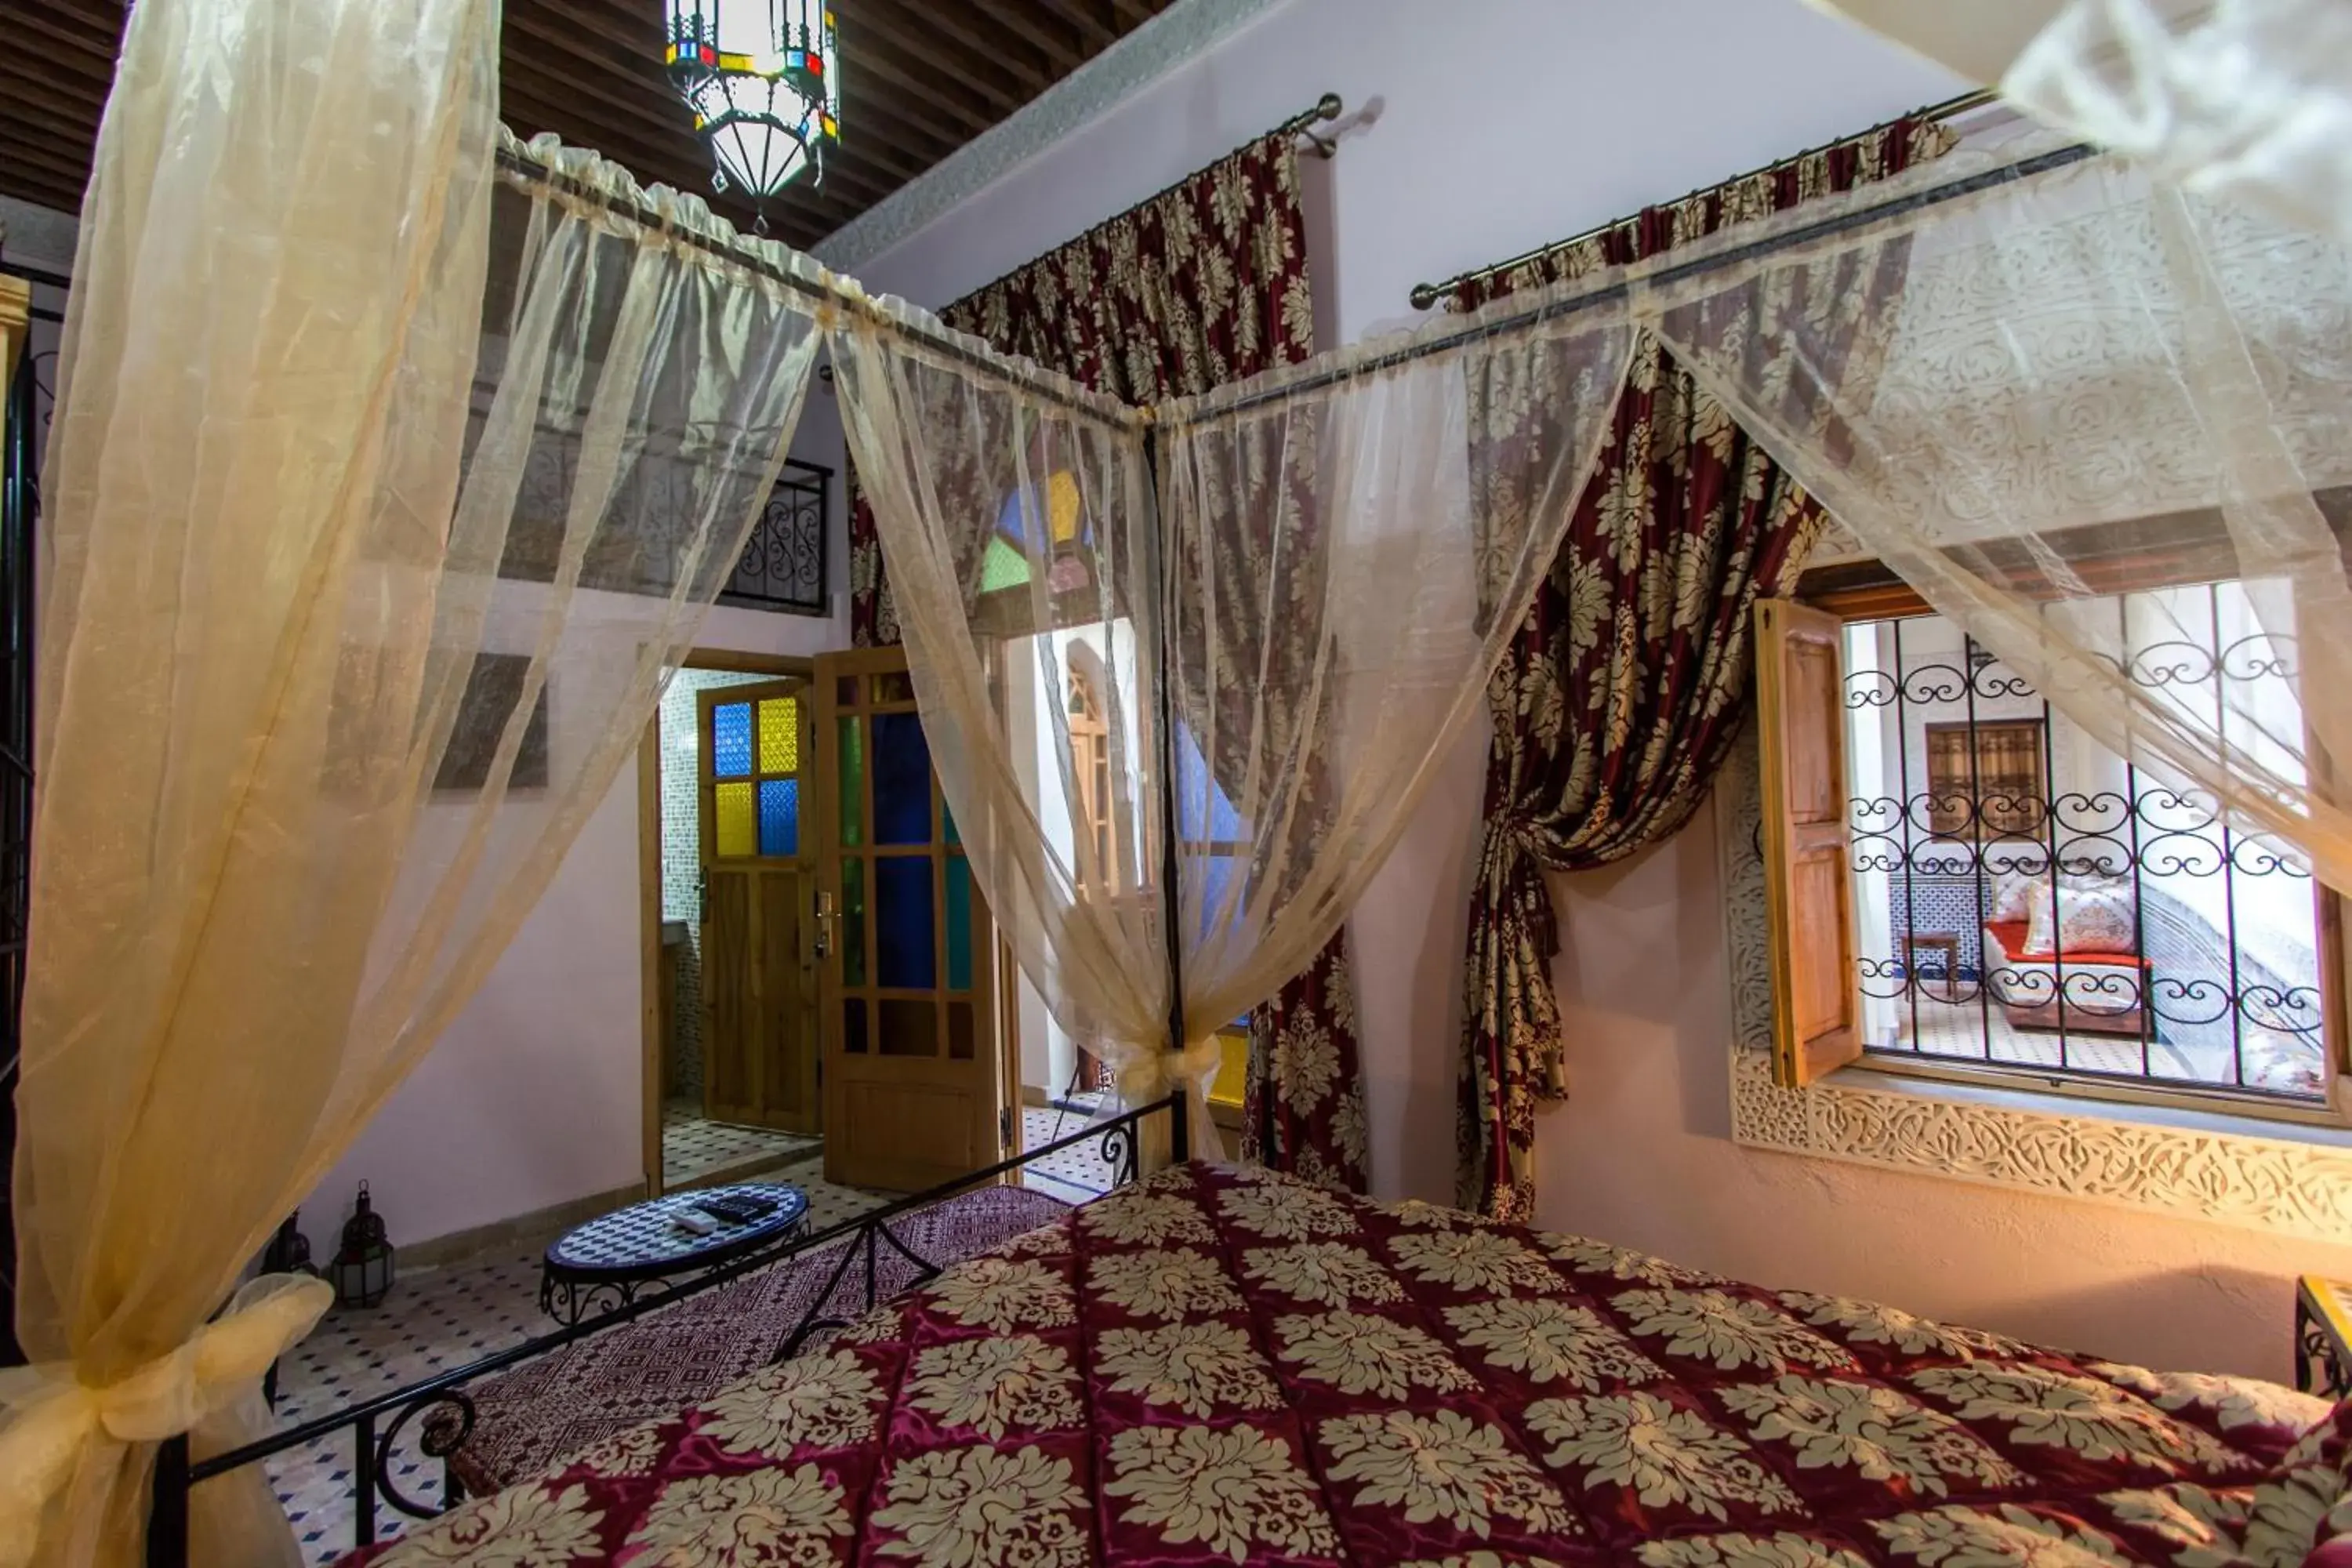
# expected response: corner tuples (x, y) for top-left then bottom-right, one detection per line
(715, 781), (757, 858)
(758, 696), (800, 775)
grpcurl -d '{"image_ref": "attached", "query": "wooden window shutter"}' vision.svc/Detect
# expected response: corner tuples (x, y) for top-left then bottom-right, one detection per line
(1755, 598), (1861, 1087)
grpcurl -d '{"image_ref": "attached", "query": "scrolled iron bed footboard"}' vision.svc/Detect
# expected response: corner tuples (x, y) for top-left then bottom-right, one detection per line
(142, 1093), (1189, 1568)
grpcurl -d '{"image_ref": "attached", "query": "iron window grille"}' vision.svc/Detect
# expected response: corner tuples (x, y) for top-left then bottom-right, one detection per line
(1842, 601), (2331, 1107)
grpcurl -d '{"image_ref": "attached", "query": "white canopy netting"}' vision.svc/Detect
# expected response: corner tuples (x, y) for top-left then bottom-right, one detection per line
(13, 0), (2352, 1559)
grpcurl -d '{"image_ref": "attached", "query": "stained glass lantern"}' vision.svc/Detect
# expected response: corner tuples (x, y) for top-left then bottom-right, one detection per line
(664, 0), (840, 219)
(329, 1183), (396, 1309)
(261, 1211), (315, 1277)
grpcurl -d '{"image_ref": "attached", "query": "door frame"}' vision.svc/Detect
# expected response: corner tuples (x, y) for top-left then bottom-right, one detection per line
(639, 648), (815, 1196)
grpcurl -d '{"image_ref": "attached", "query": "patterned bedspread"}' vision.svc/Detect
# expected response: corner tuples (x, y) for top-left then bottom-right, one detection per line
(354, 1163), (2350, 1567)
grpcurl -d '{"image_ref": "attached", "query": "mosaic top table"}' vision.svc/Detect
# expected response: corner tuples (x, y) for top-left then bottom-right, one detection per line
(539, 1182), (808, 1326)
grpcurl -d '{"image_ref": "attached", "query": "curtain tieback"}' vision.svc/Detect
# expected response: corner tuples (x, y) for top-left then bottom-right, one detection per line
(0, 1274), (332, 1568)
(1114, 1036), (1223, 1106)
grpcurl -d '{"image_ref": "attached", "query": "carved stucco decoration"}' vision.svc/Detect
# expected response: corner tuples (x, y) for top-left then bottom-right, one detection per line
(1715, 724), (2352, 1245)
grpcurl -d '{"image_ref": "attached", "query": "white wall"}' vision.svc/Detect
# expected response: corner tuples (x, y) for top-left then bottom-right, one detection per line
(304, 394), (853, 1250)
(842, 0), (2352, 1381)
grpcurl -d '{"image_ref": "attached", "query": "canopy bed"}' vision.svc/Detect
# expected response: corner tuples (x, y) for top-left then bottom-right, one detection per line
(13, 2), (2352, 1565)
(345, 1163), (2344, 1568)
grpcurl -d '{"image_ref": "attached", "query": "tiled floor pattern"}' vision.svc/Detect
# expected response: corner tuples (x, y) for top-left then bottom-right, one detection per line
(1020, 1105), (1119, 1200)
(661, 1099), (821, 1189)
(1879, 991), (2325, 1094)
(267, 1152), (893, 1565)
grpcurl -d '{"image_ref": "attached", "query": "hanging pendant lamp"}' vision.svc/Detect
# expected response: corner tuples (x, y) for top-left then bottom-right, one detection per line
(664, 0), (841, 228)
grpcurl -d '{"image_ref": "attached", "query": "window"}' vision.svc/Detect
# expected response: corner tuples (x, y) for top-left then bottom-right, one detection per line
(1758, 579), (2341, 1115)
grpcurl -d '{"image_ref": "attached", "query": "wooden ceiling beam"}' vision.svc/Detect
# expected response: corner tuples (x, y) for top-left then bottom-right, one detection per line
(0, 56), (109, 118)
(978, 2), (1085, 72)
(849, 5), (1036, 111)
(865, 0), (1052, 98)
(833, 42), (997, 143)
(1106, 0), (1156, 24)
(5, 10), (122, 89)
(1035, 0), (1118, 47)
(0, 130), (93, 194)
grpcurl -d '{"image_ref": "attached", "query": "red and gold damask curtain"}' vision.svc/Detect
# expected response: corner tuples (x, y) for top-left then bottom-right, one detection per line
(845, 132), (1370, 1189)
(1456, 114), (1956, 1218)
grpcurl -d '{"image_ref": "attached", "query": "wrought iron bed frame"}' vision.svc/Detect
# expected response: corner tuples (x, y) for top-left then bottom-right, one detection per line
(143, 1093), (1189, 1568)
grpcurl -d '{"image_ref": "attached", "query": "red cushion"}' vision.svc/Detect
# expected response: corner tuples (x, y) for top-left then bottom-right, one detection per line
(1981, 919), (2145, 970)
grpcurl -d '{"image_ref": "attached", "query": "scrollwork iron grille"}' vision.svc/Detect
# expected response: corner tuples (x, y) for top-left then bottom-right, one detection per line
(717, 457), (829, 615)
(1845, 606), (2325, 1104)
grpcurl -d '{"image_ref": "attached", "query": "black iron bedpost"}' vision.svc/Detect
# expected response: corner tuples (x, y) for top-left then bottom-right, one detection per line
(147, 1435), (190, 1568)
(1145, 422), (1192, 1166)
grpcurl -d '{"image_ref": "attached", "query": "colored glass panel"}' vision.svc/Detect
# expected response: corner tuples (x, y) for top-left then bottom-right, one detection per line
(981, 536), (1033, 593)
(946, 856), (972, 991)
(758, 779), (800, 857)
(948, 1001), (975, 1061)
(944, 801), (960, 845)
(837, 715), (864, 847)
(872, 712), (933, 845)
(758, 696), (800, 774)
(842, 856), (866, 986)
(880, 999), (935, 1057)
(1175, 722), (1244, 841)
(713, 702), (753, 778)
(874, 856), (936, 989)
(873, 671), (915, 705)
(843, 997), (867, 1054)
(715, 782), (757, 858)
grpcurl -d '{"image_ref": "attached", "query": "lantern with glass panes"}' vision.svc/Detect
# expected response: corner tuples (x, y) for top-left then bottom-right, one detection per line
(329, 1182), (396, 1308)
(664, 0), (840, 227)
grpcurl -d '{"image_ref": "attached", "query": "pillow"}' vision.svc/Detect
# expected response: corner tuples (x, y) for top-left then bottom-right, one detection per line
(2022, 873), (2137, 956)
(1990, 869), (2050, 924)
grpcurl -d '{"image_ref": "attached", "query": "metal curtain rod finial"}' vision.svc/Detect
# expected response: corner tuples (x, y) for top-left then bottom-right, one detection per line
(1283, 92), (1345, 158)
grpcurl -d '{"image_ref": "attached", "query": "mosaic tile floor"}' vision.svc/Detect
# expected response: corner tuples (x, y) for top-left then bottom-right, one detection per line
(1020, 1105), (1119, 1201)
(1878, 991), (2324, 1094)
(267, 1151), (892, 1565)
(661, 1099), (822, 1189)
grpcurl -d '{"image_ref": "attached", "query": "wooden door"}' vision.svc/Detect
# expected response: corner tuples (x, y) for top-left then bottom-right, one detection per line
(815, 647), (1004, 1191)
(1756, 599), (1862, 1087)
(699, 678), (820, 1134)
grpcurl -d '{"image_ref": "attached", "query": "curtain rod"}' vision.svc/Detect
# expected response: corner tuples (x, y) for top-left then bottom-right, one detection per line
(1188, 136), (2094, 423)
(1406, 88), (2000, 311)
(492, 143), (1131, 427)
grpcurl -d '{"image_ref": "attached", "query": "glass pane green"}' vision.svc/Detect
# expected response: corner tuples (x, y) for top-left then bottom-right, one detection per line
(946, 856), (972, 992)
(758, 696), (800, 774)
(713, 702), (753, 777)
(944, 800), (960, 845)
(715, 782), (756, 858)
(980, 535), (1033, 593)
(837, 714), (864, 847)
(876, 856), (937, 989)
(842, 856), (866, 987)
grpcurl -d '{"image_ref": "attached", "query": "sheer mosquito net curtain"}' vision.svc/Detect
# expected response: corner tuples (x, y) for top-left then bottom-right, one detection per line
(1637, 123), (2352, 897)
(1812, 0), (2352, 252)
(839, 292), (1637, 1144)
(3, 0), (824, 1549)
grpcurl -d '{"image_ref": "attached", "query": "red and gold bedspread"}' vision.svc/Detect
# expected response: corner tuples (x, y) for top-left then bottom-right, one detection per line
(354, 1164), (2346, 1566)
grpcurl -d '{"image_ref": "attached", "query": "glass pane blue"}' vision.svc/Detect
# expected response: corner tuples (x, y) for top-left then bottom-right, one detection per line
(758, 779), (800, 857)
(1195, 853), (1247, 941)
(872, 711), (933, 845)
(875, 857), (937, 989)
(946, 857), (972, 991)
(713, 702), (753, 779)
(1175, 722), (1243, 841)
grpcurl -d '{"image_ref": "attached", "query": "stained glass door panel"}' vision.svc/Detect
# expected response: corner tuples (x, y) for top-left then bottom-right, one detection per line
(814, 646), (1000, 1192)
(697, 677), (818, 1135)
